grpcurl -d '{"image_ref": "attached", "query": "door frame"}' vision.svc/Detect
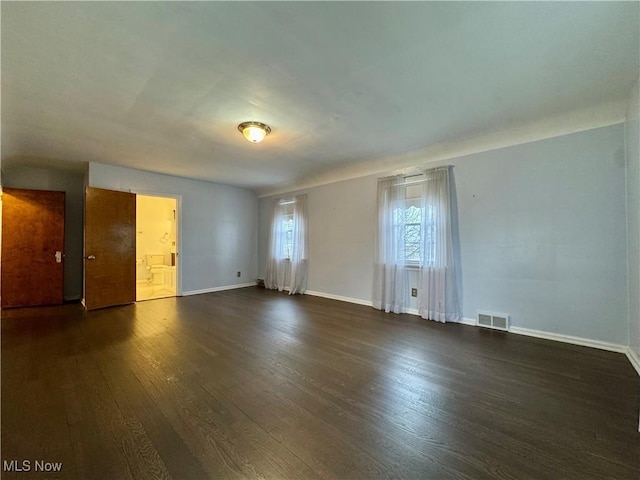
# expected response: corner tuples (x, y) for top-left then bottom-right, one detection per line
(131, 190), (183, 297)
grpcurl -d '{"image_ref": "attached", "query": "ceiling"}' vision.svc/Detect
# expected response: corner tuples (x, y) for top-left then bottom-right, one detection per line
(2, 2), (639, 196)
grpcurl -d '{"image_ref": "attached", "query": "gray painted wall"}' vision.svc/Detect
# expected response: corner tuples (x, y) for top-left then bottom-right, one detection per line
(457, 125), (626, 344)
(626, 77), (640, 360)
(88, 162), (258, 293)
(258, 175), (378, 301)
(1, 164), (85, 301)
(259, 125), (628, 345)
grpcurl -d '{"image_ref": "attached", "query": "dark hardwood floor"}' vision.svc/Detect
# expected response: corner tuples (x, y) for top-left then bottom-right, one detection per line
(2, 286), (639, 479)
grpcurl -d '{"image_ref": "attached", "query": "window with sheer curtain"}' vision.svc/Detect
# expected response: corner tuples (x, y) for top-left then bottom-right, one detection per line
(281, 209), (294, 260)
(373, 167), (460, 322)
(393, 185), (437, 266)
(264, 194), (308, 294)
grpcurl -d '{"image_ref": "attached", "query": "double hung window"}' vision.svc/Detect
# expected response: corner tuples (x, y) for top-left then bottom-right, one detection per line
(393, 185), (436, 266)
(280, 207), (294, 260)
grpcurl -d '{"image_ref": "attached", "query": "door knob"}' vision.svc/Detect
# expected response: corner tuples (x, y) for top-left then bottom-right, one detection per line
(85, 255), (96, 260)
(55, 251), (63, 263)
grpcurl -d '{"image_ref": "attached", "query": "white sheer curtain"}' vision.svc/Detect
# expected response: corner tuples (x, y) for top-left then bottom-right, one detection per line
(264, 194), (308, 294)
(417, 166), (460, 322)
(373, 167), (460, 322)
(373, 176), (409, 313)
(264, 200), (287, 291)
(288, 194), (308, 294)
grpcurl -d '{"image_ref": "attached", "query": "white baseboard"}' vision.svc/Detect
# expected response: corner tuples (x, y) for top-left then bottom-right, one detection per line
(304, 290), (373, 307)
(626, 347), (640, 376)
(508, 326), (627, 354)
(302, 289), (637, 376)
(460, 316), (477, 326)
(303, 293), (475, 326)
(391, 308), (476, 327)
(182, 282), (256, 296)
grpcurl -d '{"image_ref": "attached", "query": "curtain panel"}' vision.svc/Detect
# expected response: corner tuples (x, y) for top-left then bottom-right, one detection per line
(417, 167), (460, 322)
(288, 195), (308, 294)
(372, 175), (409, 313)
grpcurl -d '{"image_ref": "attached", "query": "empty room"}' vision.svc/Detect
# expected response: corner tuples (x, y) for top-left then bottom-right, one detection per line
(1, 2), (639, 479)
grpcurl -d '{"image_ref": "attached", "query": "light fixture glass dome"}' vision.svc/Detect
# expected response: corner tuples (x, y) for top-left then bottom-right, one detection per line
(238, 121), (271, 143)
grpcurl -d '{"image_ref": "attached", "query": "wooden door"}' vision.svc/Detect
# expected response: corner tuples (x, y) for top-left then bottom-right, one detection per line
(1, 188), (65, 308)
(84, 187), (135, 310)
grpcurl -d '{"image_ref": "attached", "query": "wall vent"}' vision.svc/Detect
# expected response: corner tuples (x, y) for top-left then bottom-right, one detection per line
(477, 311), (510, 331)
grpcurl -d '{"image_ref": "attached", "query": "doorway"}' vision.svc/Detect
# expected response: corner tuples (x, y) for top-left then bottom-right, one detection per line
(135, 194), (179, 301)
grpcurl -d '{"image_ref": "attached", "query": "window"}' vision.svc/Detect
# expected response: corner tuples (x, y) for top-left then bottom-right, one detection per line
(281, 212), (294, 260)
(393, 202), (421, 263)
(392, 192), (436, 266)
(277, 200), (295, 260)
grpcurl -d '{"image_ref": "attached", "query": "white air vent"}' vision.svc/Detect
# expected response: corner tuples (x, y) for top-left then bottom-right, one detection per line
(477, 311), (510, 331)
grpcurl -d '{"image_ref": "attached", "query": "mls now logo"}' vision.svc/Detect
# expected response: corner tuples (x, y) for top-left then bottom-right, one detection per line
(3, 460), (63, 472)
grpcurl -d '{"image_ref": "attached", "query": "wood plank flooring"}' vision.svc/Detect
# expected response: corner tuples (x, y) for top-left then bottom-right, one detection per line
(2, 286), (639, 479)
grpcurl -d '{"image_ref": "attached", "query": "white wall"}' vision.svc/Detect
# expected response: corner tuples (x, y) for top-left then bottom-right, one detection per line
(459, 126), (627, 344)
(259, 125), (628, 345)
(259, 175), (378, 301)
(2, 164), (85, 300)
(89, 162), (258, 293)
(626, 77), (640, 366)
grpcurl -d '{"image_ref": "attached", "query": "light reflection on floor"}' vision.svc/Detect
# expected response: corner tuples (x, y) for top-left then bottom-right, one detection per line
(367, 346), (449, 439)
(136, 284), (176, 301)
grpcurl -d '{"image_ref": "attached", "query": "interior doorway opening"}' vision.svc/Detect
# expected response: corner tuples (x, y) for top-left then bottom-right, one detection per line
(136, 195), (179, 301)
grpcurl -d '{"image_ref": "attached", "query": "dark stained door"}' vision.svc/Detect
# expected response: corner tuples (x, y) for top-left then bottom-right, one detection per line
(1, 188), (65, 308)
(84, 187), (135, 310)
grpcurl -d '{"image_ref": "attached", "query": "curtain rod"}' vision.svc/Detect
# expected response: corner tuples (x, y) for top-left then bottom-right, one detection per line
(379, 165), (454, 183)
(403, 178), (429, 186)
(401, 165), (454, 183)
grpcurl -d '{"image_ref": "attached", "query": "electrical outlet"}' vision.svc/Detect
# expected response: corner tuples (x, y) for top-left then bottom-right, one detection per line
(411, 288), (417, 297)
(237, 271), (241, 278)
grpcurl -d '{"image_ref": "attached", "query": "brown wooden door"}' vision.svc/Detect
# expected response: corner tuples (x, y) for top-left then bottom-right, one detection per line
(1, 188), (65, 308)
(84, 187), (135, 310)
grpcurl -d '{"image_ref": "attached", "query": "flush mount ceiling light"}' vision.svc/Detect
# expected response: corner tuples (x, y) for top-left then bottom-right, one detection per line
(238, 121), (271, 143)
